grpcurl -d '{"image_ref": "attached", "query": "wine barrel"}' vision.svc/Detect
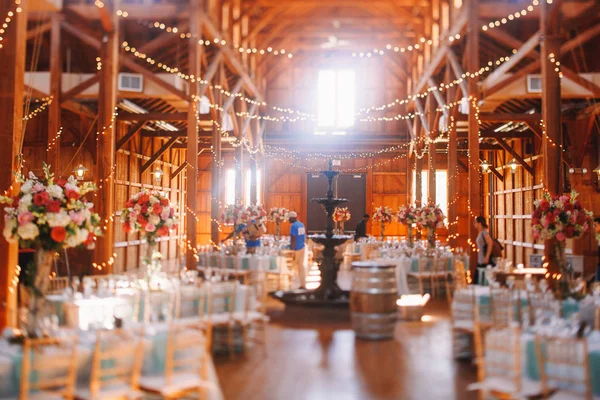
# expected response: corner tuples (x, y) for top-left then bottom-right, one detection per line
(350, 261), (398, 340)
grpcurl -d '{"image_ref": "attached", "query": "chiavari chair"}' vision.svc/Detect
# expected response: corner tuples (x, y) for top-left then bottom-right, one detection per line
(75, 328), (145, 400)
(451, 287), (483, 363)
(527, 291), (562, 327)
(17, 336), (78, 400)
(234, 271), (270, 357)
(468, 326), (543, 399)
(204, 281), (237, 358)
(407, 257), (436, 297)
(535, 336), (593, 400)
(48, 276), (69, 295)
(446, 259), (468, 304)
(139, 322), (220, 399)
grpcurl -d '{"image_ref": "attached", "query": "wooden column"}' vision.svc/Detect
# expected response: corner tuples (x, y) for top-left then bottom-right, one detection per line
(427, 97), (437, 204)
(447, 89), (458, 248)
(94, 9), (119, 272)
(0, 1), (27, 329)
(541, 0), (562, 273)
(250, 156), (258, 204)
(414, 116), (423, 206)
(235, 144), (243, 204)
(47, 14), (62, 172)
(467, 0), (481, 273)
(186, 0), (202, 269)
(541, 1), (562, 194)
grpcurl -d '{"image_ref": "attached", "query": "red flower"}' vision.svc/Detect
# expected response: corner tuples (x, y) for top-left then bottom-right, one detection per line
(11, 196), (19, 207)
(564, 202), (574, 212)
(50, 226), (67, 243)
(574, 200), (582, 210)
(137, 215), (148, 227)
(160, 198), (169, 206)
(539, 200), (550, 212)
(46, 200), (61, 213)
(141, 205), (149, 215)
(546, 212), (556, 223)
(576, 213), (588, 225)
(125, 200), (135, 208)
(55, 178), (67, 187)
(157, 225), (170, 236)
(138, 194), (150, 204)
(84, 232), (95, 246)
(65, 190), (79, 201)
(33, 191), (50, 206)
(152, 204), (163, 215)
(564, 226), (575, 238)
(122, 222), (132, 233)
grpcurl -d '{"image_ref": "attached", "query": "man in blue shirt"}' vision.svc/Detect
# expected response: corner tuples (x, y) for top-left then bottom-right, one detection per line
(288, 211), (307, 288)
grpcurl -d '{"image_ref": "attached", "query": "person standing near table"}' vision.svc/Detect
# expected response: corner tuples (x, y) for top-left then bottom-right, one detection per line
(288, 211), (307, 288)
(354, 214), (370, 241)
(474, 216), (495, 268)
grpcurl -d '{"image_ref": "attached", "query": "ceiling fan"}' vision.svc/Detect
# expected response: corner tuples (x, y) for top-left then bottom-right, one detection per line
(320, 35), (350, 49)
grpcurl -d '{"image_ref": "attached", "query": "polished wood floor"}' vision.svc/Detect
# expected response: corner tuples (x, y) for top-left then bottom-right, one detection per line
(214, 300), (477, 400)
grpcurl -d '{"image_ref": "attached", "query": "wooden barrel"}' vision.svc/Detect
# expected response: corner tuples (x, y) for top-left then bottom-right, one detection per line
(350, 261), (398, 340)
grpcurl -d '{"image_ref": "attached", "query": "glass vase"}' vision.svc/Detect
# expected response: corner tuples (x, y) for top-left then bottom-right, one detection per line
(275, 223), (281, 241)
(20, 249), (54, 337)
(427, 228), (436, 251)
(143, 241), (162, 288)
(380, 223), (386, 241)
(554, 240), (572, 299)
(407, 227), (414, 248)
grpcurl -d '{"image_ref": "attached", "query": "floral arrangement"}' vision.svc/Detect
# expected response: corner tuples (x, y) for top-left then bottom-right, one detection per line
(1, 164), (101, 251)
(121, 190), (179, 245)
(221, 203), (267, 226)
(372, 206), (393, 224)
(267, 207), (289, 224)
(397, 205), (418, 225)
(531, 191), (592, 242)
(333, 207), (351, 223)
(415, 203), (446, 230)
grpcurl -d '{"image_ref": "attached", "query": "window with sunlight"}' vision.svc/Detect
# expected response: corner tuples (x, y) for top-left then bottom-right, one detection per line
(244, 169), (262, 205)
(412, 170), (448, 219)
(317, 70), (355, 131)
(225, 169), (236, 205)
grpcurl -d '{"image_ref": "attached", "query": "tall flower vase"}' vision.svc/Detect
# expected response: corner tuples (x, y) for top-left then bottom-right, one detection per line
(339, 222), (345, 235)
(407, 227), (414, 247)
(19, 249), (54, 337)
(142, 241), (162, 287)
(275, 223), (281, 241)
(553, 240), (572, 299)
(380, 223), (386, 241)
(427, 229), (436, 251)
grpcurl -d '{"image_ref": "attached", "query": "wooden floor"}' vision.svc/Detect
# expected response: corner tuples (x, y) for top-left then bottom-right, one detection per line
(214, 300), (477, 400)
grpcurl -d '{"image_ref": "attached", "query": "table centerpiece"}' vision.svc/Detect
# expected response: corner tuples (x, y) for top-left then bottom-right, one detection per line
(268, 207), (289, 240)
(333, 206), (351, 235)
(373, 206), (393, 241)
(1, 163), (102, 337)
(397, 205), (418, 247)
(531, 190), (592, 299)
(415, 203), (445, 251)
(121, 190), (179, 284)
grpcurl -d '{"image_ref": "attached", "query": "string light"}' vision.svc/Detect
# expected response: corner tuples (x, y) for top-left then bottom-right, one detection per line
(96, 107), (118, 141)
(481, 0), (540, 31)
(540, 119), (566, 152)
(548, 53), (563, 79)
(136, 20), (294, 58)
(23, 96), (54, 121)
(46, 127), (63, 151)
(92, 253), (117, 271)
(96, 56), (102, 71)
(0, 1), (22, 50)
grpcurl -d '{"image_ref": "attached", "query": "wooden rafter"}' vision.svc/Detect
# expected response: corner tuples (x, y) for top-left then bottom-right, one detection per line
(116, 121), (147, 150)
(495, 137), (534, 175)
(140, 137), (178, 174)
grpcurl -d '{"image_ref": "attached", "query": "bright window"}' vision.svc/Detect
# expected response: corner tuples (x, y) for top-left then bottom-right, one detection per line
(244, 169), (262, 205)
(225, 169), (236, 205)
(317, 69), (355, 130)
(412, 170), (449, 219)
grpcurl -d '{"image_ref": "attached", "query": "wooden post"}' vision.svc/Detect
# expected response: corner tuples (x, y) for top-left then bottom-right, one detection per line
(235, 144), (243, 204)
(250, 155), (258, 204)
(541, 0), (562, 274)
(94, 7), (119, 273)
(210, 120), (222, 246)
(447, 84), (458, 249)
(427, 97), (437, 204)
(467, 0), (481, 274)
(541, 1), (562, 194)
(186, 0), (202, 269)
(47, 14), (62, 172)
(0, 0), (27, 329)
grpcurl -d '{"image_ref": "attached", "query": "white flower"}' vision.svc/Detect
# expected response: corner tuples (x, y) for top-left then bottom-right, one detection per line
(21, 181), (33, 194)
(160, 207), (170, 220)
(47, 211), (71, 227)
(64, 183), (79, 193)
(46, 184), (64, 199)
(148, 215), (160, 225)
(149, 196), (159, 205)
(2, 218), (17, 242)
(17, 223), (39, 240)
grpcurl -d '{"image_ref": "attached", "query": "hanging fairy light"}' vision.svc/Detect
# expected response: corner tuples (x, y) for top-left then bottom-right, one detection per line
(480, 160), (491, 173)
(73, 164), (89, 180)
(152, 166), (164, 183)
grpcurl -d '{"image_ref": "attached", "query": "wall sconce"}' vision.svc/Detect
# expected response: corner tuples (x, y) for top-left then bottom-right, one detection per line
(480, 159), (491, 173)
(508, 158), (519, 174)
(73, 164), (88, 180)
(152, 167), (164, 183)
(568, 167), (588, 174)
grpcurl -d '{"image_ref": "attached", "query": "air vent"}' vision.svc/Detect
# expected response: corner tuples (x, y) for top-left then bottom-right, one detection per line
(526, 75), (542, 93)
(332, 160), (341, 166)
(118, 73), (144, 92)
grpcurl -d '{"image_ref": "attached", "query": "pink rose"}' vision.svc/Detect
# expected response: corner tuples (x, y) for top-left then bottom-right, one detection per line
(532, 231), (540, 240)
(69, 211), (86, 225)
(32, 183), (44, 193)
(542, 219), (550, 228)
(17, 211), (34, 226)
(555, 232), (566, 241)
(145, 223), (156, 232)
(559, 195), (570, 203)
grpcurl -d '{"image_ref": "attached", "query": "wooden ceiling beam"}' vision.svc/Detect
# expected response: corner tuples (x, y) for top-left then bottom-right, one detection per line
(116, 121), (147, 150)
(138, 23), (189, 55)
(27, 21), (52, 41)
(117, 112), (189, 121)
(495, 137), (534, 175)
(61, 74), (100, 104)
(140, 137), (179, 173)
(480, 113), (541, 123)
(141, 130), (211, 137)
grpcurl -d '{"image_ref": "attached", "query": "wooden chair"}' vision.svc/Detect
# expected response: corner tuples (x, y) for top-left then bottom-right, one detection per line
(446, 259), (468, 304)
(143, 289), (177, 324)
(139, 322), (220, 399)
(48, 276), (69, 294)
(431, 257), (452, 300)
(235, 271), (270, 357)
(483, 287), (514, 329)
(407, 257), (435, 297)
(114, 288), (142, 326)
(535, 336), (593, 400)
(451, 287), (483, 362)
(75, 328), (145, 399)
(527, 291), (562, 327)
(204, 281), (237, 358)
(175, 283), (207, 321)
(18, 336), (78, 400)
(468, 326), (542, 399)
